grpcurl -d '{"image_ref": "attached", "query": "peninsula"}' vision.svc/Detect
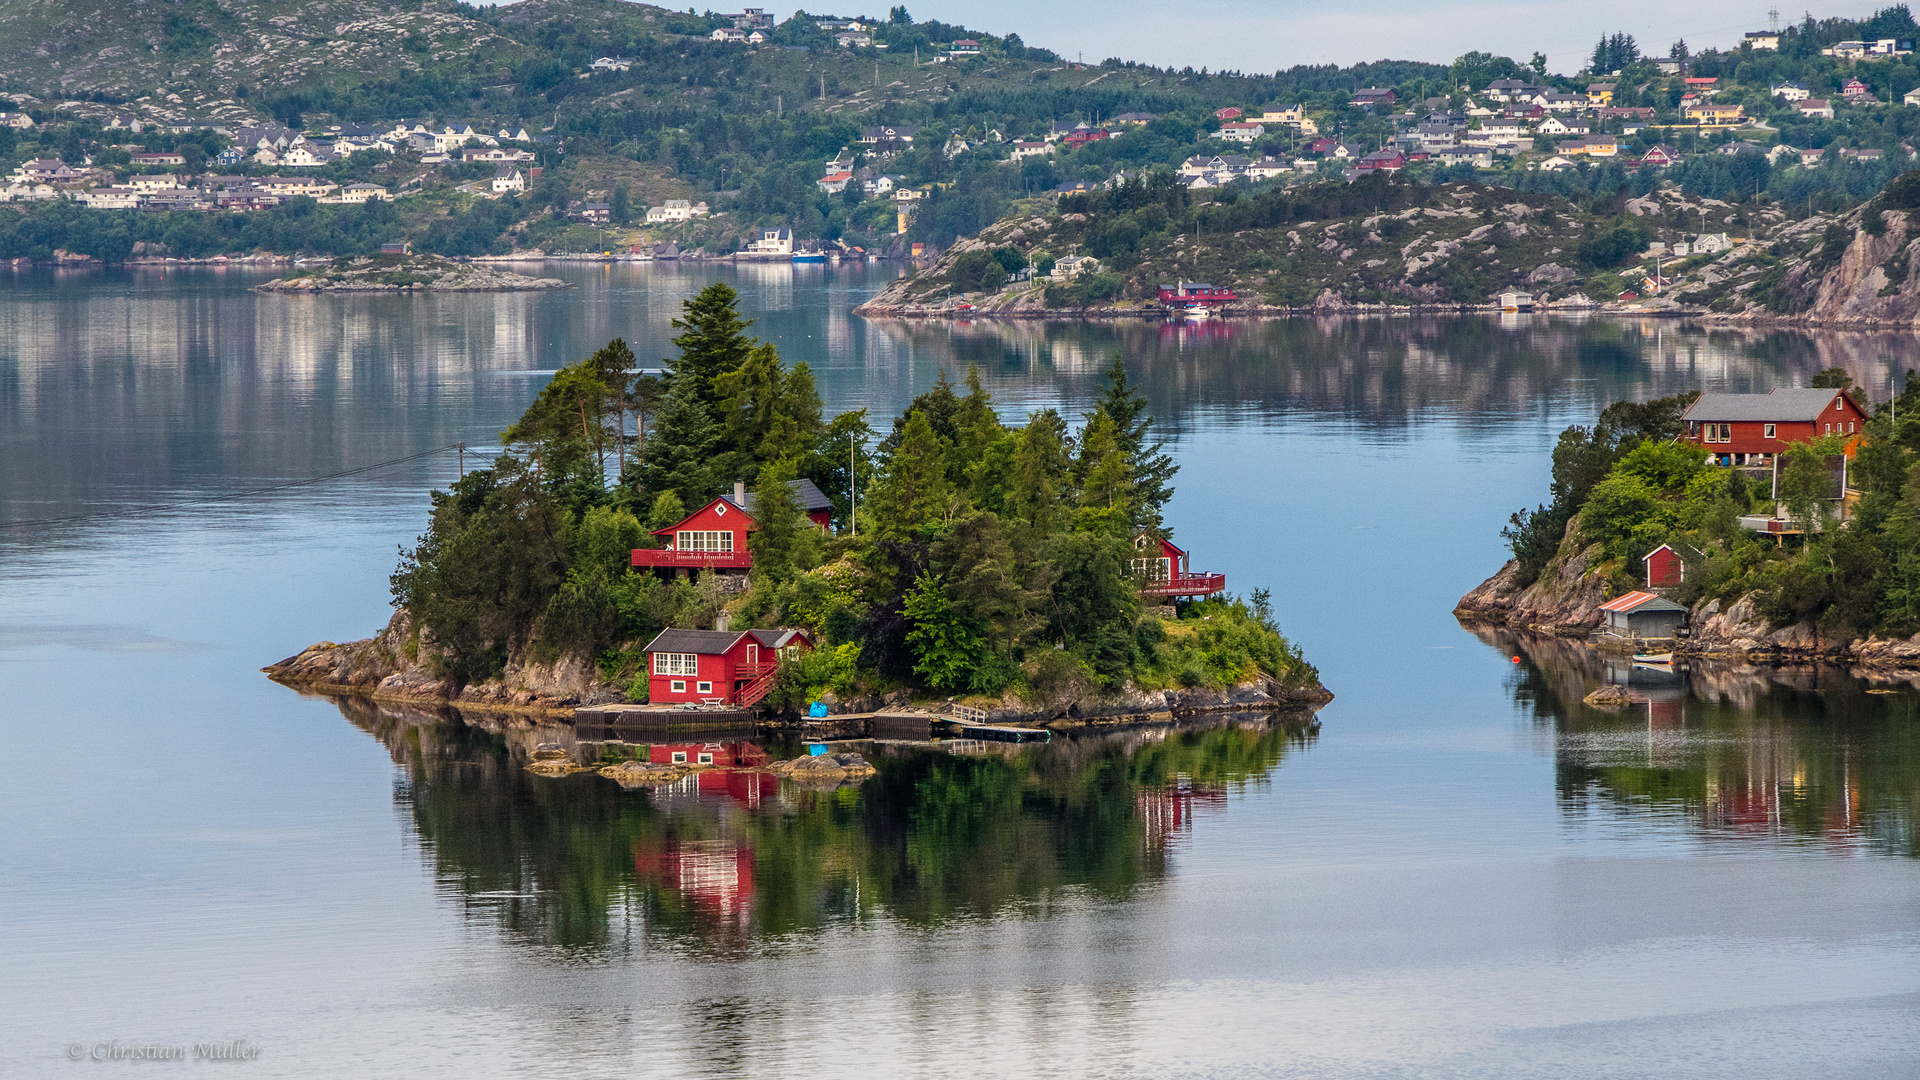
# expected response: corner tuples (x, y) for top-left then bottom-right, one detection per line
(254, 252), (570, 293)
(1457, 374), (1920, 666)
(266, 283), (1331, 724)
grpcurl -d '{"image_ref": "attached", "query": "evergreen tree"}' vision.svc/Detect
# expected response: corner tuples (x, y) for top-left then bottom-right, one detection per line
(1009, 409), (1072, 532)
(747, 455), (805, 585)
(868, 409), (951, 538)
(636, 369), (721, 505)
(670, 283), (756, 411)
(1075, 410), (1134, 516)
(1094, 356), (1177, 529)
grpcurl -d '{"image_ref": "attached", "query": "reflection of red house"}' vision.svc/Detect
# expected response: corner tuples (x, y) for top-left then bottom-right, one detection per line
(651, 741), (771, 768)
(643, 627), (812, 705)
(630, 479), (835, 579)
(1135, 781), (1227, 847)
(1131, 532), (1226, 598)
(697, 768), (777, 807)
(634, 839), (755, 915)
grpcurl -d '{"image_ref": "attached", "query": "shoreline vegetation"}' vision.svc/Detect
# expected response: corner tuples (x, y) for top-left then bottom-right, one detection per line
(1456, 372), (1920, 669)
(265, 282), (1331, 723)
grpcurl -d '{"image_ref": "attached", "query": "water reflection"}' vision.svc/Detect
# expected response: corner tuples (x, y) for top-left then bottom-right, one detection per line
(1471, 625), (1920, 856)
(322, 692), (1316, 953)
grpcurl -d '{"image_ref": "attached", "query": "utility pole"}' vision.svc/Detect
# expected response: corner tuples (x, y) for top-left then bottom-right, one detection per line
(457, 443), (465, 478)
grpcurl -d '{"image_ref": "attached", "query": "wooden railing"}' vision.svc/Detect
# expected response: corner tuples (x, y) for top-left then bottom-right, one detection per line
(736, 665), (780, 708)
(1140, 572), (1227, 597)
(631, 548), (753, 569)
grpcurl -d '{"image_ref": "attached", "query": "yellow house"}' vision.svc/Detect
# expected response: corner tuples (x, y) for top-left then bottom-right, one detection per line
(1586, 82), (1616, 105)
(1258, 104), (1318, 135)
(1684, 103), (1745, 127)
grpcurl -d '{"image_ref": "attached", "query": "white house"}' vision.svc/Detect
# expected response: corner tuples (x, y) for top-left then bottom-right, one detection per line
(1245, 157), (1290, 179)
(592, 56), (633, 71)
(1212, 122), (1266, 143)
(491, 168), (525, 194)
(834, 31), (872, 47)
(1693, 232), (1732, 254)
(1010, 141), (1053, 159)
(1051, 254), (1101, 279)
(129, 174), (181, 193)
(1773, 82), (1811, 102)
(645, 198), (710, 222)
(816, 171), (852, 194)
(747, 227), (792, 254)
(1905, 88), (1920, 107)
(75, 186), (141, 209)
(0, 111), (36, 129)
(711, 28), (746, 42)
(1535, 155), (1577, 172)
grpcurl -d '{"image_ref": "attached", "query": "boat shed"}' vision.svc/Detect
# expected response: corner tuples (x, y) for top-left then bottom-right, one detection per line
(1599, 591), (1688, 639)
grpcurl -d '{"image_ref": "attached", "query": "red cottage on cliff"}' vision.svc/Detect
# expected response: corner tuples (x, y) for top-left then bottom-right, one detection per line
(643, 627), (812, 706)
(1683, 388), (1868, 466)
(631, 479), (835, 579)
(1132, 533), (1226, 598)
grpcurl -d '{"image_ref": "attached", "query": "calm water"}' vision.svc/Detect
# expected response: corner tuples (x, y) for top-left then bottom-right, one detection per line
(4, 263), (1919, 1077)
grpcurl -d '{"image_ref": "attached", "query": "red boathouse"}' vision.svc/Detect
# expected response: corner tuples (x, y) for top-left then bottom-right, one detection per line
(1158, 282), (1237, 310)
(1132, 533), (1226, 598)
(631, 479), (835, 579)
(643, 627), (812, 706)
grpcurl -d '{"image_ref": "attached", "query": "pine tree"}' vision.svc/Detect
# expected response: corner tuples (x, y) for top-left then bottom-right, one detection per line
(636, 369), (721, 504)
(868, 410), (951, 538)
(1075, 410), (1134, 517)
(1093, 356), (1177, 529)
(1009, 409), (1071, 532)
(747, 455), (804, 584)
(670, 283), (756, 411)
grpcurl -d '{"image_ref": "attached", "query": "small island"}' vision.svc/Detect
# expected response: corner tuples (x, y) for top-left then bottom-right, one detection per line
(266, 283), (1330, 727)
(255, 251), (571, 294)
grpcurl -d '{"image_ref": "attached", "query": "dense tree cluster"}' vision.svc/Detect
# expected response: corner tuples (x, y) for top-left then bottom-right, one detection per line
(391, 284), (1314, 705)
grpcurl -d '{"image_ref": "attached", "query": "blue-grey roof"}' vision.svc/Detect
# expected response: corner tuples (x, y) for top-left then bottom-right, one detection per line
(1684, 388), (1850, 422)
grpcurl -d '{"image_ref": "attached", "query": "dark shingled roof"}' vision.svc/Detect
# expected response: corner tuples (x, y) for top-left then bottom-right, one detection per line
(728, 478), (834, 515)
(644, 629), (745, 655)
(1684, 388), (1848, 422)
(644, 627), (812, 654)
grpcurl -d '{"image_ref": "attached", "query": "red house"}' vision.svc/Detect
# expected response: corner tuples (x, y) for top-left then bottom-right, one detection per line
(650, 741), (771, 768)
(1214, 107), (1244, 120)
(1157, 282), (1237, 309)
(1683, 388), (1868, 465)
(1643, 543), (1685, 588)
(1132, 533), (1225, 598)
(631, 479), (835, 579)
(643, 627), (812, 706)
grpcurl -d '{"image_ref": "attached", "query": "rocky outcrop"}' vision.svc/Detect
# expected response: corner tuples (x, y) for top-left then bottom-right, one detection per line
(256, 254), (570, 294)
(263, 608), (625, 713)
(770, 752), (877, 785)
(1454, 517), (1613, 635)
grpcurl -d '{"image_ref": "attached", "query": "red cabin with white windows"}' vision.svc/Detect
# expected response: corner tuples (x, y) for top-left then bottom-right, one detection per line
(643, 627), (811, 706)
(1683, 388), (1867, 465)
(1132, 533), (1226, 598)
(631, 479), (835, 578)
(1158, 282), (1238, 309)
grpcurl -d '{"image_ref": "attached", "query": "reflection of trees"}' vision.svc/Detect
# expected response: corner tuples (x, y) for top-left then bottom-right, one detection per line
(869, 317), (1911, 439)
(1466, 624), (1920, 855)
(326, 694), (1314, 953)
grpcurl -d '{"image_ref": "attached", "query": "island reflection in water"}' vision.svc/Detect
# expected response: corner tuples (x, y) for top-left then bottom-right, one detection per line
(1473, 625), (1920, 855)
(322, 694), (1317, 953)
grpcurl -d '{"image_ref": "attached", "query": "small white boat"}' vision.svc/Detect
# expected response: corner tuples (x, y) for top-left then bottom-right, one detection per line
(1632, 652), (1673, 664)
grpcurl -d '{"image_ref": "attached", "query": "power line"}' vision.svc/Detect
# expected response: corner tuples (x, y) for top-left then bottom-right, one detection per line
(0, 443), (467, 531)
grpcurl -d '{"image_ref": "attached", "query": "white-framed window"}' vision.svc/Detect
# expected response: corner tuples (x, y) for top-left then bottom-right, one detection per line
(698, 752), (714, 765)
(676, 530), (734, 552)
(671, 751), (688, 763)
(1764, 423), (1776, 439)
(1131, 557), (1172, 581)
(1825, 423), (1831, 433)
(670, 679), (686, 693)
(1714, 423), (1731, 442)
(696, 681), (713, 694)
(653, 652), (698, 676)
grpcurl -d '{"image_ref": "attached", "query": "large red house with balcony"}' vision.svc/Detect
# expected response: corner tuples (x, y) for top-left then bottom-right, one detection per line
(1158, 282), (1237, 310)
(1132, 533), (1226, 599)
(643, 627), (812, 706)
(1683, 388), (1868, 465)
(630, 479), (835, 579)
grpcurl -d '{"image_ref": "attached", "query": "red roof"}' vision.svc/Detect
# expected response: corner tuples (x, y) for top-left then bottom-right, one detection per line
(1599, 590), (1663, 613)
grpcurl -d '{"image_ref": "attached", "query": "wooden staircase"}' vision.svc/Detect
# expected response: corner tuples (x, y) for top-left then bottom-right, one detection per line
(736, 664), (780, 708)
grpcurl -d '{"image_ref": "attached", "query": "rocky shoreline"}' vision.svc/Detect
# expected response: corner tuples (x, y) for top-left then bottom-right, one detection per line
(264, 608), (1334, 722)
(1454, 521), (1920, 668)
